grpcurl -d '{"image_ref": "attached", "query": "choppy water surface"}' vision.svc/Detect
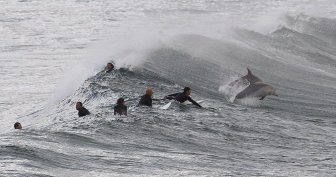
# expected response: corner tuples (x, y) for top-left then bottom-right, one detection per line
(1, 0), (336, 176)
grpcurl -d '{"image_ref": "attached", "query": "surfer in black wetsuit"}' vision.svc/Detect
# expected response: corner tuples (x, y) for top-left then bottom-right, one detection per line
(165, 87), (202, 108)
(138, 88), (154, 107)
(76, 102), (91, 117)
(106, 62), (114, 73)
(114, 98), (127, 116)
(14, 122), (22, 129)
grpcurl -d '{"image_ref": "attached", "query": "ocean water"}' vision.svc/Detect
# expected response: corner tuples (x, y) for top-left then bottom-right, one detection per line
(1, 0), (336, 176)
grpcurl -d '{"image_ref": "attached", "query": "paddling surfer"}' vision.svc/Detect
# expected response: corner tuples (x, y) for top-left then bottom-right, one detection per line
(14, 122), (22, 129)
(76, 102), (91, 117)
(114, 98), (127, 116)
(106, 62), (114, 73)
(138, 88), (162, 107)
(138, 88), (154, 107)
(165, 87), (202, 108)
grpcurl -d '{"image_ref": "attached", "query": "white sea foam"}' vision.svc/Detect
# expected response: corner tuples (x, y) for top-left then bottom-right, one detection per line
(219, 76), (249, 103)
(235, 97), (262, 107)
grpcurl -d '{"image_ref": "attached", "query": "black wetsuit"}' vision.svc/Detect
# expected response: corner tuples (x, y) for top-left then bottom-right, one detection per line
(138, 94), (152, 107)
(114, 104), (127, 116)
(166, 92), (202, 108)
(78, 107), (90, 117)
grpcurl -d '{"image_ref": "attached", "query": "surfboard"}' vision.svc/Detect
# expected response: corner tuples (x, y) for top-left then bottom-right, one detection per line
(182, 100), (204, 105)
(160, 102), (172, 110)
(160, 100), (204, 109)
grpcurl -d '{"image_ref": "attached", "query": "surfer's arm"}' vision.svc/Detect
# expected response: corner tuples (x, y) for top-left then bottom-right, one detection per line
(164, 93), (180, 100)
(187, 96), (202, 108)
(85, 109), (90, 115)
(113, 107), (117, 115)
(152, 98), (164, 101)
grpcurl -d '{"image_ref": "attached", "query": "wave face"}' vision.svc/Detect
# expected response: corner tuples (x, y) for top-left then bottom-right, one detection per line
(1, 0), (336, 176)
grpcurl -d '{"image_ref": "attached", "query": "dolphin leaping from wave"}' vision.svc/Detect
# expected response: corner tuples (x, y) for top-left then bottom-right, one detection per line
(230, 68), (278, 101)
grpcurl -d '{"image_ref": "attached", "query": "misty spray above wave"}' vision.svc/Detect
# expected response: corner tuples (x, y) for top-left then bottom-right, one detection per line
(53, 11), (336, 109)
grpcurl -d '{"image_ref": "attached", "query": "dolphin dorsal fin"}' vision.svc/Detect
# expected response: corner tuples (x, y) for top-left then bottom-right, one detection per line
(243, 68), (262, 84)
(247, 68), (252, 76)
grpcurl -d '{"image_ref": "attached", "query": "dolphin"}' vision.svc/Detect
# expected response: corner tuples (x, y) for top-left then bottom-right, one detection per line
(232, 68), (278, 101)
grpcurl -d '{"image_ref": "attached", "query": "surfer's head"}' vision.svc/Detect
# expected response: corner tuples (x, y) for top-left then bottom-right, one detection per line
(106, 62), (114, 72)
(117, 98), (125, 105)
(183, 87), (191, 95)
(76, 102), (83, 110)
(146, 88), (153, 97)
(14, 122), (22, 129)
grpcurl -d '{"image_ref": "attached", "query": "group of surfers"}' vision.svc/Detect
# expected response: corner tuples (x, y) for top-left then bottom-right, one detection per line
(75, 62), (202, 117)
(12, 62), (202, 129)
